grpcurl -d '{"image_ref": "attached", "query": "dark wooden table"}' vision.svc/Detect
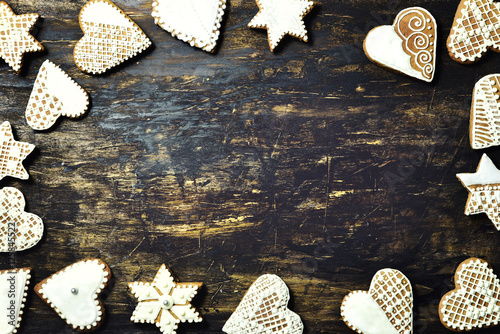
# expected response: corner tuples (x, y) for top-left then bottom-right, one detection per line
(2, 0), (500, 333)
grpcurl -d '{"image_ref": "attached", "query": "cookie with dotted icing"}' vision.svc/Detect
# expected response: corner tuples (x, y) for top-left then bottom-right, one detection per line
(447, 0), (500, 64)
(74, 0), (152, 74)
(340, 268), (413, 334)
(439, 258), (500, 331)
(248, 0), (316, 52)
(0, 187), (43, 252)
(223, 274), (303, 334)
(470, 74), (500, 149)
(457, 153), (500, 230)
(0, 122), (35, 181)
(363, 7), (437, 82)
(151, 0), (226, 53)
(0, 267), (31, 334)
(0, 1), (43, 73)
(35, 259), (111, 332)
(26, 60), (89, 130)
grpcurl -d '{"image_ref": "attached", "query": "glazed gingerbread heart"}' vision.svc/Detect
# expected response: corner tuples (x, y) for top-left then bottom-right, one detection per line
(470, 74), (500, 149)
(74, 0), (152, 74)
(363, 7), (436, 82)
(223, 274), (303, 334)
(341, 269), (413, 334)
(440, 258), (500, 331)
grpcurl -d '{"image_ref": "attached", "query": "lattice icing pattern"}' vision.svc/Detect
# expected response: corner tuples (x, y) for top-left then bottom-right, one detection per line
(0, 122), (34, 181)
(129, 264), (203, 334)
(74, 0), (152, 74)
(223, 274), (303, 334)
(440, 258), (500, 331)
(26, 60), (89, 130)
(448, 0), (500, 63)
(0, 268), (31, 334)
(470, 74), (500, 149)
(152, 0), (226, 53)
(341, 268), (413, 334)
(363, 7), (436, 82)
(0, 1), (43, 73)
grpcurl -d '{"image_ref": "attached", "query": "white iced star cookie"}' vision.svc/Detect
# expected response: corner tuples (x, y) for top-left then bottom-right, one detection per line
(470, 74), (500, 149)
(341, 269), (413, 334)
(26, 60), (89, 131)
(248, 0), (316, 52)
(152, 0), (226, 52)
(74, 0), (152, 74)
(223, 274), (303, 334)
(35, 259), (111, 332)
(0, 187), (43, 252)
(439, 258), (500, 331)
(0, 267), (30, 334)
(457, 154), (500, 230)
(129, 264), (202, 334)
(0, 1), (43, 73)
(0, 122), (34, 181)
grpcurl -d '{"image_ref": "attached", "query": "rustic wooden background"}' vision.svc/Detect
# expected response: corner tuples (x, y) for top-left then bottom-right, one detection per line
(2, 0), (500, 333)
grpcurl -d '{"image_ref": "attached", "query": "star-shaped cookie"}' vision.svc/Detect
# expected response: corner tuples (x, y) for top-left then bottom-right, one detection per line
(0, 121), (34, 180)
(248, 0), (316, 51)
(129, 264), (202, 334)
(0, 1), (43, 73)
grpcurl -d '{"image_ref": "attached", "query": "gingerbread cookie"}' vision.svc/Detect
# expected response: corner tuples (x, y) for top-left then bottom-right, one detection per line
(0, 122), (35, 181)
(0, 187), (43, 252)
(223, 274), (303, 334)
(0, 268), (31, 334)
(129, 264), (203, 334)
(470, 74), (500, 149)
(341, 269), (413, 334)
(447, 0), (500, 64)
(364, 7), (437, 82)
(152, 0), (226, 53)
(439, 258), (500, 331)
(26, 60), (89, 130)
(74, 0), (152, 74)
(0, 1), (43, 73)
(248, 0), (316, 52)
(457, 153), (500, 230)
(35, 259), (111, 332)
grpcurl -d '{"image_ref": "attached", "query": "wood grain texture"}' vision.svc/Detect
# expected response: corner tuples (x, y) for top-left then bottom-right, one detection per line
(1, 0), (500, 333)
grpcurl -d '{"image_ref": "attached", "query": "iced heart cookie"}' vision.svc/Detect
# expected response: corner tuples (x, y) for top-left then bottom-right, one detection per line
(152, 0), (226, 53)
(457, 153), (500, 230)
(0, 122), (35, 181)
(470, 74), (500, 149)
(35, 258), (111, 332)
(448, 0), (500, 64)
(0, 1), (43, 73)
(25, 60), (89, 130)
(0, 187), (43, 252)
(0, 268), (31, 334)
(341, 269), (413, 334)
(364, 7), (436, 82)
(439, 258), (500, 331)
(248, 0), (316, 52)
(129, 264), (202, 334)
(74, 0), (152, 74)
(223, 274), (303, 334)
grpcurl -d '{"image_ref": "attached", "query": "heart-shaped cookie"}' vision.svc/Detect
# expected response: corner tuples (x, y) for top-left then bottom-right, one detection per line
(152, 0), (226, 53)
(470, 74), (500, 149)
(74, 0), (152, 74)
(26, 60), (89, 130)
(364, 7), (436, 82)
(0, 187), (43, 252)
(0, 267), (30, 334)
(440, 258), (500, 331)
(223, 274), (303, 334)
(35, 258), (111, 332)
(341, 269), (413, 334)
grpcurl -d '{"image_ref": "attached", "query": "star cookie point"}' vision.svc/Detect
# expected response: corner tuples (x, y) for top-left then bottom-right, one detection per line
(0, 121), (35, 180)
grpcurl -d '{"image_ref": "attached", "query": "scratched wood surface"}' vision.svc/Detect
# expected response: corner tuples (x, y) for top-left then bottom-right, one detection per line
(1, 0), (500, 333)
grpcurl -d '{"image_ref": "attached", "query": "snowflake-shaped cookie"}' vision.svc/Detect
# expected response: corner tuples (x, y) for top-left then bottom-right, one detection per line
(0, 122), (34, 180)
(129, 264), (203, 334)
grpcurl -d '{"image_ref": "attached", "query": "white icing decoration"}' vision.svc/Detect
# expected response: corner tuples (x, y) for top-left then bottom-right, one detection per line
(0, 268), (30, 334)
(25, 60), (89, 131)
(129, 264), (202, 334)
(470, 74), (500, 149)
(222, 274), (303, 334)
(0, 122), (34, 181)
(248, 0), (315, 51)
(151, 0), (226, 52)
(37, 259), (109, 329)
(0, 187), (43, 252)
